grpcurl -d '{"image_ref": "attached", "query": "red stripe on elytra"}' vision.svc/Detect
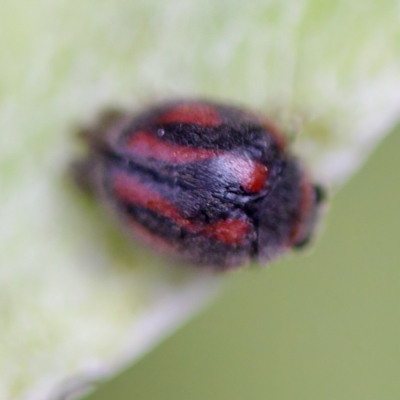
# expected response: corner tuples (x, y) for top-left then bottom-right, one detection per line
(113, 172), (250, 246)
(157, 104), (221, 127)
(125, 131), (219, 163)
(201, 219), (250, 246)
(125, 131), (268, 194)
(113, 172), (194, 229)
(215, 154), (268, 193)
(287, 178), (314, 246)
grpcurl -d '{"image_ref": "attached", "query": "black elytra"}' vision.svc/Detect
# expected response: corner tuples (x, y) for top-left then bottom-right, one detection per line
(76, 100), (325, 270)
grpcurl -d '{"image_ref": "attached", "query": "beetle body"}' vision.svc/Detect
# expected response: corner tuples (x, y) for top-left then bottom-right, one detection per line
(77, 100), (324, 270)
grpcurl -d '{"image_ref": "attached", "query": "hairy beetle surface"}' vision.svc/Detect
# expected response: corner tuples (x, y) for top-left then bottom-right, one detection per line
(76, 100), (324, 270)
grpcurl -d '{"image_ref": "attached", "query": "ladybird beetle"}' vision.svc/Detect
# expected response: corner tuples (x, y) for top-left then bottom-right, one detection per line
(76, 100), (325, 270)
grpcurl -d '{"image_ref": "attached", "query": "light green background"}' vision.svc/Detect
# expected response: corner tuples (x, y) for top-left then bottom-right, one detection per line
(85, 128), (400, 399)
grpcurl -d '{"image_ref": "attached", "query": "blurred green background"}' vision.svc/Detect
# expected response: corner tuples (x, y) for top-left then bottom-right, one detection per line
(85, 127), (400, 399)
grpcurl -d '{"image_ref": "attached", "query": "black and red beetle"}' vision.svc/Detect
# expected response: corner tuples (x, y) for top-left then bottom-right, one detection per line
(76, 100), (324, 270)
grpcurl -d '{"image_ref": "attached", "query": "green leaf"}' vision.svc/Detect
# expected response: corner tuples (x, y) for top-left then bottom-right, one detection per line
(1, 1), (399, 399)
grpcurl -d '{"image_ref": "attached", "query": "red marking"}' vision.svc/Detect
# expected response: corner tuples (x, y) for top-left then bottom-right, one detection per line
(157, 103), (221, 127)
(113, 172), (193, 229)
(287, 177), (314, 246)
(126, 131), (219, 163)
(201, 219), (250, 246)
(113, 172), (250, 246)
(263, 118), (287, 152)
(216, 154), (268, 193)
(242, 161), (268, 193)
